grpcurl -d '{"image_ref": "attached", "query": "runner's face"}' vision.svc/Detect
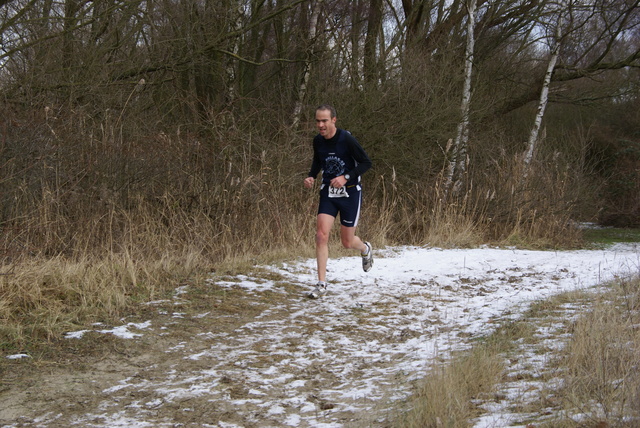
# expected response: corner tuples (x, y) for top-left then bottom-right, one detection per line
(315, 109), (337, 138)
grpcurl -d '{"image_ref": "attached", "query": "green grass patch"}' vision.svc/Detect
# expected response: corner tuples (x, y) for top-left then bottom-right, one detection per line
(582, 226), (640, 245)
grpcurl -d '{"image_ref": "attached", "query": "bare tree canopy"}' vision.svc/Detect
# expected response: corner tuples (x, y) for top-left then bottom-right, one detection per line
(1, 0), (639, 242)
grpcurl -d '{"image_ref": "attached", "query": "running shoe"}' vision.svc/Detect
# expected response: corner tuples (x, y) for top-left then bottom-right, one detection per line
(308, 281), (328, 299)
(362, 241), (373, 272)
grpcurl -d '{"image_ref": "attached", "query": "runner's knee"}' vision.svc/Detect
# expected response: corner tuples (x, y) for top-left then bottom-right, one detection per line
(316, 230), (329, 245)
(341, 235), (356, 249)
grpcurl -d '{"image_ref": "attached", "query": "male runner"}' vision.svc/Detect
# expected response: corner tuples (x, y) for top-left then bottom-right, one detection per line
(303, 104), (373, 298)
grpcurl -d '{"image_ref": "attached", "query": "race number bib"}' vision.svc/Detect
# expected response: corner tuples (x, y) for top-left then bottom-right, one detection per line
(328, 186), (349, 198)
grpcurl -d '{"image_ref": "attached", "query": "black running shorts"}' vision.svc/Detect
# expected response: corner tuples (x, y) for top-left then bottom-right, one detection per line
(317, 184), (362, 227)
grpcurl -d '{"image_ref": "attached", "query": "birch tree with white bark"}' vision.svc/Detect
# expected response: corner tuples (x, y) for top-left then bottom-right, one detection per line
(444, 0), (477, 198)
(522, 0), (568, 179)
(225, 2), (246, 104)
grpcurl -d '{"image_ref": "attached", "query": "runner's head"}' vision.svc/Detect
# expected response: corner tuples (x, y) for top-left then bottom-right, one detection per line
(316, 104), (337, 118)
(315, 104), (337, 139)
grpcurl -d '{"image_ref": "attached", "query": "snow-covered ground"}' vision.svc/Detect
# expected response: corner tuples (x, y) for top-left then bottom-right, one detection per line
(4, 244), (639, 427)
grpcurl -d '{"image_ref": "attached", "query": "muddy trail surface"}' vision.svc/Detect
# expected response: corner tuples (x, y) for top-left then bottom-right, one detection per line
(1, 245), (638, 428)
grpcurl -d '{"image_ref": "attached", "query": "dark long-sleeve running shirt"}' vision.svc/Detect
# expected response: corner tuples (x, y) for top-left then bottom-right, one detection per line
(307, 129), (372, 186)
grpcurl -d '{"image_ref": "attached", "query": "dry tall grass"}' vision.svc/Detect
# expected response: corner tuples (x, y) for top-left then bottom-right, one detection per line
(0, 191), (314, 348)
(397, 276), (640, 427)
(1, 113), (593, 352)
(398, 320), (532, 427)
(552, 277), (640, 426)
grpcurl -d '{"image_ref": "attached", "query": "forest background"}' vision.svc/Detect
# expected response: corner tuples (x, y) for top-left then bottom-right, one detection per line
(1, 0), (639, 347)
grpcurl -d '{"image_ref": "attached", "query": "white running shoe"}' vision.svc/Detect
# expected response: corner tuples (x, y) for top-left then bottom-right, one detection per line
(308, 281), (328, 299)
(362, 241), (373, 272)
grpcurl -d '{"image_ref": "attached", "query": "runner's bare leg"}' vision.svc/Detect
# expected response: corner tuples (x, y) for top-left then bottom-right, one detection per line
(340, 225), (368, 253)
(316, 214), (335, 282)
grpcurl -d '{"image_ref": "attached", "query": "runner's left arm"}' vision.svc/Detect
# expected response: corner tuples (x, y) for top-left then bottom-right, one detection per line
(345, 135), (372, 179)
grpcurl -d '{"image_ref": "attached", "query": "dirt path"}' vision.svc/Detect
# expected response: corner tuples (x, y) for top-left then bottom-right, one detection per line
(1, 246), (638, 427)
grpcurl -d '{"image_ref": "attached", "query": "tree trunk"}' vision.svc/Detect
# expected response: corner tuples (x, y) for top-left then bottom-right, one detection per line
(225, 1), (245, 103)
(523, 0), (566, 179)
(364, 0), (383, 87)
(349, 0), (364, 90)
(444, 0), (476, 198)
(291, 0), (323, 130)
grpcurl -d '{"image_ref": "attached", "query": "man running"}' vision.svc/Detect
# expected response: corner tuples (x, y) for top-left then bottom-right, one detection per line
(303, 104), (374, 298)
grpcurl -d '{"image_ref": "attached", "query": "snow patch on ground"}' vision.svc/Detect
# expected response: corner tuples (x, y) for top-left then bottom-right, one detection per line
(4, 244), (639, 427)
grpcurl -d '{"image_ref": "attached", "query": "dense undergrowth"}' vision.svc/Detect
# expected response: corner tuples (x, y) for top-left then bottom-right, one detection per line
(1, 110), (638, 427)
(1, 103), (602, 351)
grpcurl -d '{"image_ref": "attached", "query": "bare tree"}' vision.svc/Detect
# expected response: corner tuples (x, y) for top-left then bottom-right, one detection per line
(364, 0), (383, 87)
(523, 0), (567, 178)
(496, 0), (640, 114)
(225, 1), (245, 103)
(292, 0), (323, 129)
(444, 0), (477, 197)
